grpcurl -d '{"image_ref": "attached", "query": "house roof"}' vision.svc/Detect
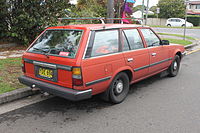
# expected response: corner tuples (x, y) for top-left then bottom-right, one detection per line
(189, 1), (200, 5)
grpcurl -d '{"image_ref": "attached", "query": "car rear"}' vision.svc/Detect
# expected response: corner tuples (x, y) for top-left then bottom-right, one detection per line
(18, 26), (92, 101)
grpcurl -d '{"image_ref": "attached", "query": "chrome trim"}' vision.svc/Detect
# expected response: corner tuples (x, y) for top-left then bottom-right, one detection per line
(33, 61), (57, 69)
(127, 58), (133, 62)
(151, 53), (157, 56)
(25, 59), (72, 71)
(57, 65), (72, 71)
(86, 76), (112, 87)
(84, 48), (149, 60)
(83, 31), (91, 59)
(76, 89), (92, 95)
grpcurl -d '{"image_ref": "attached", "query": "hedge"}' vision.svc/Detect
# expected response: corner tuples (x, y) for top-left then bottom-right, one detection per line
(187, 15), (200, 26)
(0, 0), (70, 45)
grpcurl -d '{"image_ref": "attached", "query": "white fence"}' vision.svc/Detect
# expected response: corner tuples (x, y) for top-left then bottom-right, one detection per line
(146, 18), (167, 26)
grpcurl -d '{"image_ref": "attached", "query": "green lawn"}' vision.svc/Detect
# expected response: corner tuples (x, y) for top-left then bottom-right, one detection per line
(158, 33), (196, 40)
(0, 58), (25, 94)
(163, 38), (192, 46)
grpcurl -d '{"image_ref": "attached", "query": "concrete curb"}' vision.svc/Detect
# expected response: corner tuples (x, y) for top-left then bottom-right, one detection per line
(184, 40), (199, 49)
(0, 87), (39, 105)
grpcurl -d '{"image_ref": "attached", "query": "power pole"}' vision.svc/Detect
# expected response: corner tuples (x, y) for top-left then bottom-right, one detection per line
(107, 0), (115, 23)
(141, 0), (145, 25)
(145, 0), (150, 25)
(183, 0), (189, 40)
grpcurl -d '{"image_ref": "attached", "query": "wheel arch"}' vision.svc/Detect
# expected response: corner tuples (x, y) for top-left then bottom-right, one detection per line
(175, 51), (182, 60)
(111, 66), (134, 84)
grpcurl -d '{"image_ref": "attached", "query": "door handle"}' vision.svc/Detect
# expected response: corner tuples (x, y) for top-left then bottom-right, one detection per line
(127, 58), (133, 62)
(151, 53), (157, 56)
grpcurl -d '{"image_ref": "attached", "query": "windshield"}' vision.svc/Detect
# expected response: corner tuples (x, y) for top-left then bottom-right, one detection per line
(28, 29), (83, 58)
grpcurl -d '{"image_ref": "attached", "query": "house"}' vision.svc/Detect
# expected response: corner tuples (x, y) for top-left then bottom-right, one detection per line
(131, 10), (154, 18)
(187, 1), (200, 15)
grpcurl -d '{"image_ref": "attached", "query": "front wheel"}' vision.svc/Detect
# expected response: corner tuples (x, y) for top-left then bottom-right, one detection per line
(109, 72), (130, 104)
(168, 55), (181, 77)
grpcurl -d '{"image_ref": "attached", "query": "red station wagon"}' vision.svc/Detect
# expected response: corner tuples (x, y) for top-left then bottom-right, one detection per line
(18, 24), (186, 103)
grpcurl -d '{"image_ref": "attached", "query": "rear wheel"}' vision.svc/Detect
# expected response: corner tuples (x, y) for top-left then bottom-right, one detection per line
(168, 55), (181, 77)
(167, 24), (171, 27)
(108, 72), (130, 104)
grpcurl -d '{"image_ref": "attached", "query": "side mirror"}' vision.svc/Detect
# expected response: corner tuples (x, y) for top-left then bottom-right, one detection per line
(161, 40), (170, 45)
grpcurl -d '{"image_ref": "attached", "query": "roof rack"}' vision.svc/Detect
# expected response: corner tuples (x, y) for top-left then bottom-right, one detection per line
(58, 17), (143, 24)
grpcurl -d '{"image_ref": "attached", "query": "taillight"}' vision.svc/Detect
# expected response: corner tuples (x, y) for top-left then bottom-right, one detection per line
(22, 60), (25, 73)
(72, 67), (83, 86)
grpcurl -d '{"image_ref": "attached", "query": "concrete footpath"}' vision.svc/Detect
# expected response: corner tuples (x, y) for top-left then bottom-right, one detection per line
(0, 41), (200, 105)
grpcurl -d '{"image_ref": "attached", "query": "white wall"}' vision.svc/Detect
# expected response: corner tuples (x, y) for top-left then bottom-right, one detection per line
(146, 18), (167, 26)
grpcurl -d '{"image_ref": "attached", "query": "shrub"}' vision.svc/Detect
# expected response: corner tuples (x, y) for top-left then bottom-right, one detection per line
(0, 0), (70, 45)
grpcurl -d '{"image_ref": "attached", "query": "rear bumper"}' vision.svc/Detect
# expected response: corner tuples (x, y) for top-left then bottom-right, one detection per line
(18, 76), (92, 101)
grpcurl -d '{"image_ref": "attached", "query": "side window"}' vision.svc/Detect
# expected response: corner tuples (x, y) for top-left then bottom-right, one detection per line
(141, 29), (160, 47)
(90, 30), (119, 57)
(123, 29), (144, 51)
(122, 31), (130, 51)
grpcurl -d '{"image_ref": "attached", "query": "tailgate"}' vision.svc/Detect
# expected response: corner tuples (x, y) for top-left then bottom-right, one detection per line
(23, 53), (75, 88)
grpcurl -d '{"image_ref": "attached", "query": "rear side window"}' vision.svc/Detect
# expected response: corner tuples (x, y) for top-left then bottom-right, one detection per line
(122, 29), (144, 51)
(90, 30), (119, 57)
(28, 29), (83, 58)
(141, 29), (160, 47)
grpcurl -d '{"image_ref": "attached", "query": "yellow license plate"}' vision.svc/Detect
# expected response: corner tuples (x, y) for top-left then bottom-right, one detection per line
(38, 68), (53, 78)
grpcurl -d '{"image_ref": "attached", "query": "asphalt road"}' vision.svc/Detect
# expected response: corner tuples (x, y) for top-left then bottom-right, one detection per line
(153, 27), (200, 39)
(0, 51), (200, 133)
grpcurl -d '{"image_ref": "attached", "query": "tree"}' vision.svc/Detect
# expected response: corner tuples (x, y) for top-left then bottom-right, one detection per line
(133, 5), (147, 12)
(149, 6), (157, 14)
(158, 0), (185, 18)
(0, 0), (70, 45)
(75, 0), (107, 18)
(0, 0), (9, 39)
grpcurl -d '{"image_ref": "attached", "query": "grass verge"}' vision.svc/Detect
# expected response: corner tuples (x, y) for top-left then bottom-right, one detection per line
(158, 33), (196, 40)
(0, 58), (24, 94)
(163, 38), (192, 46)
(150, 25), (200, 29)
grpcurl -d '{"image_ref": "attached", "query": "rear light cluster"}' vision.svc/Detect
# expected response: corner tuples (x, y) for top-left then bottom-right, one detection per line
(22, 59), (26, 73)
(72, 67), (83, 86)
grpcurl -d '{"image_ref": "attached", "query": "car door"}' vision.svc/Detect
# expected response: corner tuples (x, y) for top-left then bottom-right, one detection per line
(122, 28), (150, 81)
(170, 19), (176, 26)
(176, 19), (182, 27)
(82, 29), (125, 94)
(140, 28), (170, 75)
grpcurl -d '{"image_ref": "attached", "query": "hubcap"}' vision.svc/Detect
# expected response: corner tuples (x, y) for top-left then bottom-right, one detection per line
(173, 61), (178, 70)
(115, 80), (123, 94)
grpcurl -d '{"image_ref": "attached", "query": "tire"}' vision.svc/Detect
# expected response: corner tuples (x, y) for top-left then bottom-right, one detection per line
(167, 24), (171, 27)
(182, 24), (185, 27)
(168, 55), (181, 77)
(108, 72), (130, 104)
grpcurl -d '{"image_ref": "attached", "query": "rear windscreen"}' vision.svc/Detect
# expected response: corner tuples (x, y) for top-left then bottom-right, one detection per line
(28, 29), (83, 58)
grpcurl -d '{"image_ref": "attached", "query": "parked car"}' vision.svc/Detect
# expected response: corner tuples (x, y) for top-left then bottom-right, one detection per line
(166, 18), (193, 27)
(18, 24), (186, 104)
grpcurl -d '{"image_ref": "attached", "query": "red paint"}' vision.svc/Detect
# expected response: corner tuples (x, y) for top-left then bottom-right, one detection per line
(21, 24), (185, 97)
